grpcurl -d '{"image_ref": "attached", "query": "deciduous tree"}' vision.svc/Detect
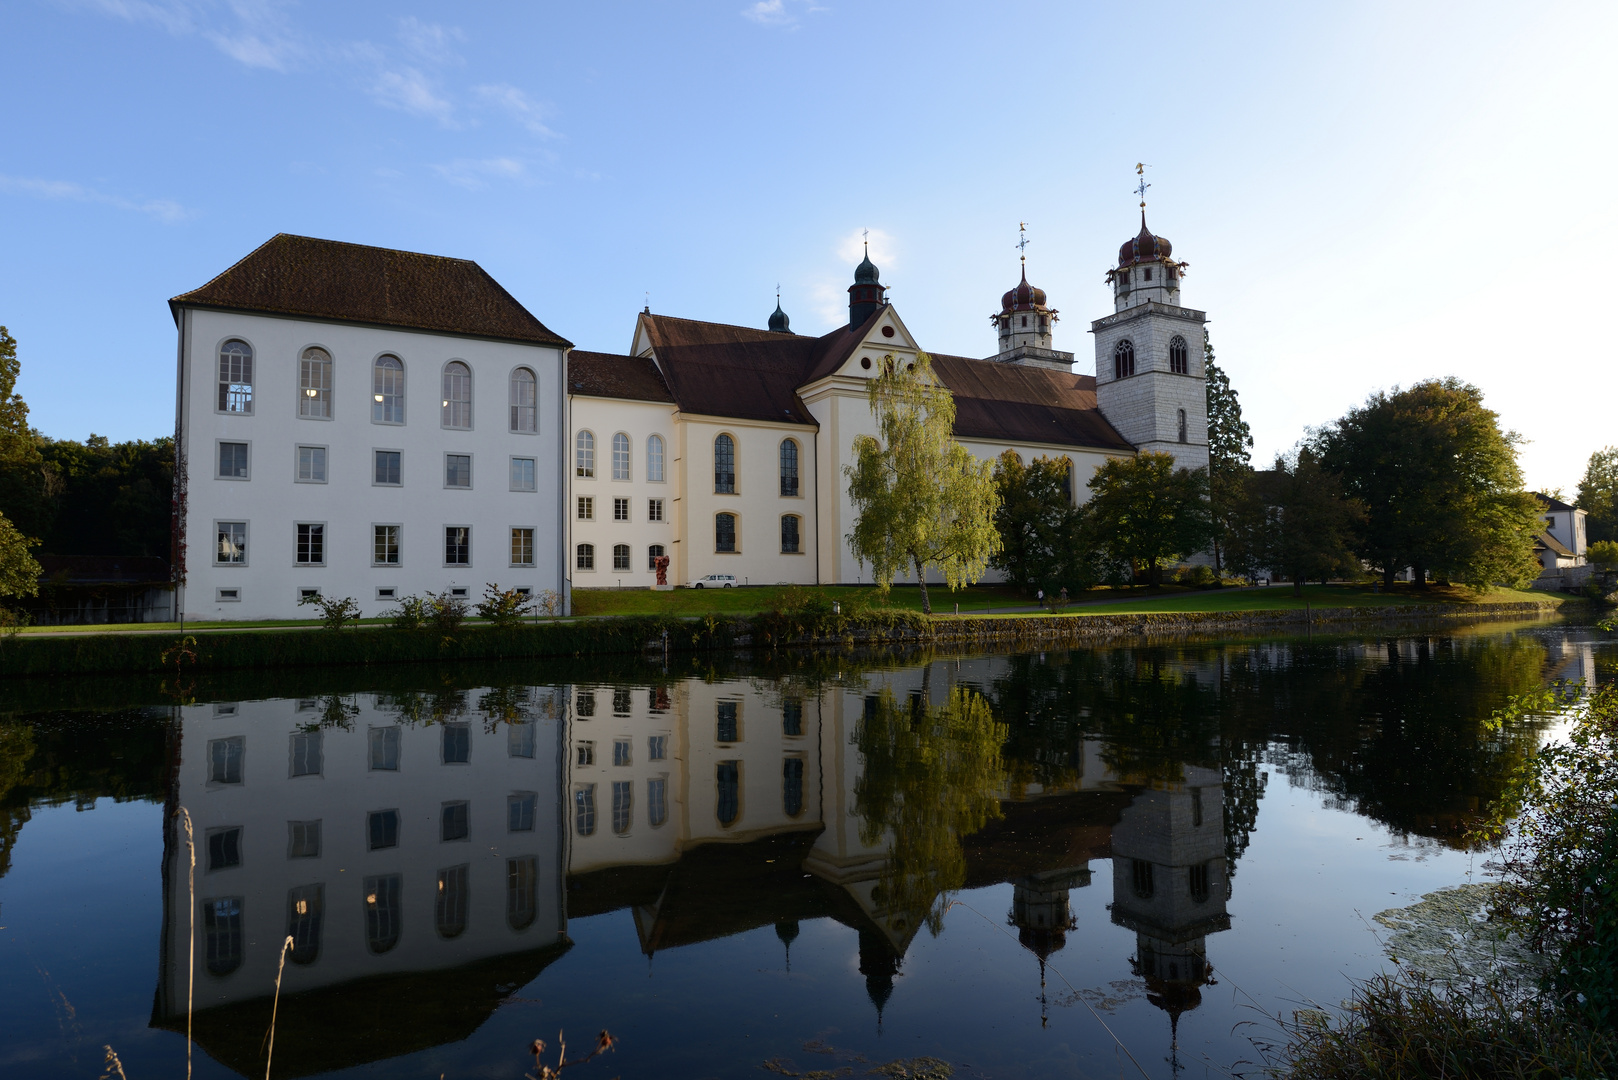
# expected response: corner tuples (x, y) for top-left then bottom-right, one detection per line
(989, 451), (1089, 593)
(1205, 336), (1253, 577)
(0, 512), (40, 599)
(845, 353), (1001, 613)
(1083, 452), (1212, 586)
(0, 326), (47, 541)
(1577, 446), (1618, 545)
(1252, 448), (1366, 597)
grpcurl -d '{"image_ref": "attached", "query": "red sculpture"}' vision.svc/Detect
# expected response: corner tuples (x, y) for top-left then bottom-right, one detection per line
(653, 555), (670, 586)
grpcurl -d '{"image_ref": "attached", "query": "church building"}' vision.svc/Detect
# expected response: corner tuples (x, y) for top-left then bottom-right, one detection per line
(567, 213), (1209, 591)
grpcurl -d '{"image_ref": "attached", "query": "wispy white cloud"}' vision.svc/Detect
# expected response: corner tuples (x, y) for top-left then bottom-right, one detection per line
(473, 83), (560, 138)
(70, 0), (304, 70)
(431, 157), (525, 190)
(370, 67), (456, 125)
(397, 15), (464, 65)
(0, 174), (192, 223)
(741, 0), (826, 28)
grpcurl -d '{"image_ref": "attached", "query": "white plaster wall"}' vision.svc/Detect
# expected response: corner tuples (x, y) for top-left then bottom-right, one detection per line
(564, 681), (683, 873)
(178, 309), (566, 620)
(1092, 302), (1210, 472)
(567, 395), (675, 588)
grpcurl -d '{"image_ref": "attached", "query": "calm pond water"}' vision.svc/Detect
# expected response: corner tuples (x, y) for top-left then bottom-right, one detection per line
(1, 622), (1613, 1080)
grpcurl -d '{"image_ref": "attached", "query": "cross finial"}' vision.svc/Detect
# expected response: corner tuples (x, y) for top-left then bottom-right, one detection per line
(862, 227), (869, 254)
(1134, 162), (1151, 209)
(1016, 221), (1029, 263)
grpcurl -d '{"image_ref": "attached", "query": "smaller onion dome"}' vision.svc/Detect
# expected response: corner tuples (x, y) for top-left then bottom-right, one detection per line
(1000, 265), (1049, 313)
(1118, 214), (1173, 266)
(768, 299), (792, 334)
(854, 248), (881, 285)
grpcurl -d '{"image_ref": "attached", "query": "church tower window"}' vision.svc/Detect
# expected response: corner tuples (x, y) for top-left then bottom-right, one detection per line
(1170, 335), (1189, 374)
(1178, 409), (1188, 444)
(1114, 340), (1136, 379)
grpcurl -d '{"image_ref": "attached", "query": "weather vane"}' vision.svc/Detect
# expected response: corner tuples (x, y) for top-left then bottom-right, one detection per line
(1134, 162), (1151, 209)
(1016, 221), (1029, 263)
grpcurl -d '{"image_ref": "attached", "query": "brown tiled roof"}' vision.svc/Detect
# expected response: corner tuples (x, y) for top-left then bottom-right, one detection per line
(170, 233), (570, 348)
(568, 351), (675, 403)
(930, 355), (1133, 450)
(639, 314), (821, 425)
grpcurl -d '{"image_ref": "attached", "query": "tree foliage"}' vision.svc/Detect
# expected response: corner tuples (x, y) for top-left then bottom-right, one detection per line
(1314, 378), (1543, 589)
(0, 327), (47, 541)
(1578, 446), (1618, 546)
(0, 512), (40, 599)
(37, 435), (174, 559)
(1204, 336), (1253, 575)
(1083, 452), (1212, 586)
(1239, 449), (1367, 596)
(844, 353), (1001, 613)
(989, 451), (1091, 592)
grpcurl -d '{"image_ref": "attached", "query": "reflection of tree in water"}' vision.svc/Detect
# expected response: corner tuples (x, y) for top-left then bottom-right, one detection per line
(855, 681), (1008, 935)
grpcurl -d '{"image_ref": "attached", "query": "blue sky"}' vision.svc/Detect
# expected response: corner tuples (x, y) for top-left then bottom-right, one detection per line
(3, 0), (1614, 493)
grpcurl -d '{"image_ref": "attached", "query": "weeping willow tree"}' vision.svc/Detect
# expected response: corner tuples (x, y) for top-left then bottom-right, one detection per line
(854, 679), (1008, 934)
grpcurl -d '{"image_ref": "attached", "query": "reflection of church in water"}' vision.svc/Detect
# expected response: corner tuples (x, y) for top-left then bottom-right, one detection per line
(154, 658), (1229, 1074)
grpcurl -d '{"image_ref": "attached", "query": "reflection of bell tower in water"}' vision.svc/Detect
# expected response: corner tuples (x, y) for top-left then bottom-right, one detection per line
(1109, 764), (1231, 1068)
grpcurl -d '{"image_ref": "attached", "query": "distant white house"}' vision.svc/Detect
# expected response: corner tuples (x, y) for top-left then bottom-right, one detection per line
(1532, 492), (1589, 588)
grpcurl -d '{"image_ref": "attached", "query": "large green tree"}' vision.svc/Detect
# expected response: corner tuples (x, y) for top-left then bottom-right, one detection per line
(989, 450), (1090, 593)
(1314, 378), (1543, 589)
(845, 353), (1001, 613)
(1577, 446), (1618, 545)
(1251, 449), (1366, 597)
(1084, 452), (1213, 586)
(1204, 335), (1253, 576)
(37, 435), (174, 558)
(0, 327), (47, 541)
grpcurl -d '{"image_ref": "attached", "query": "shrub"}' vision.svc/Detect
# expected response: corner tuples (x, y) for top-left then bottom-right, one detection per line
(387, 594), (430, 631)
(297, 593), (361, 631)
(427, 591), (468, 633)
(1588, 540), (1618, 572)
(476, 584), (535, 628)
(532, 589), (564, 617)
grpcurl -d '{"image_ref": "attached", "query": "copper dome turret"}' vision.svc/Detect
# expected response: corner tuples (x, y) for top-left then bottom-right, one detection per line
(1118, 214), (1173, 266)
(1000, 265), (1049, 313)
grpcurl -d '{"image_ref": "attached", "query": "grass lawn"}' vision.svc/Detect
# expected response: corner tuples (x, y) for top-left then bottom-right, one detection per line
(568, 583), (1032, 618)
(1062, 583), (1564, 616)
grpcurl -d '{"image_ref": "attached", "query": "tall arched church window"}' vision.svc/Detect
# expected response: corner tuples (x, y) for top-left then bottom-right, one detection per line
(714, 434), (735, 493)
(286, 885), (322, 965)
(1169, 335), (1189, 375)
(715, 512), (737, 553)
(441, 361), (471, 429)
(612, 433), (631, 480)
(783, 757), (804, 816)
(1178, 409), (1188, 444)
(1113, 339), (1135, 379)
(647, 434), (665, 482)
(779, 439), (799, 496)
(576, 431), (595, 477)
(507, 856), (538, 930)
(299, 347), (331, 418)
(716, 760), (740, 826)
(509, 367), (537, 432)
(364, 874), (402, 953)
(218, 339), (253, 413)
(435, 866), (468, 938)
(204, 897), (244, 975)
(372, 355), (404, 423)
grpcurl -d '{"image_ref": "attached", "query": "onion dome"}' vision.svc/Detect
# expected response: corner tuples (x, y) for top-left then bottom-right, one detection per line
(1118, 213), (1173, 266)
(768, 299), (792, 334)
(854, 248), (881, 285)
(1000, 265), (1049, 313)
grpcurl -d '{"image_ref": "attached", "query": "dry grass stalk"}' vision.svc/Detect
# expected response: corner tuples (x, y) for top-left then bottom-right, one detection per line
(527, 1029), (617, 1079)
(100, 1044), (129, 1080)
(265, 935), (294, 1080)
(177, 806), (195, 1080)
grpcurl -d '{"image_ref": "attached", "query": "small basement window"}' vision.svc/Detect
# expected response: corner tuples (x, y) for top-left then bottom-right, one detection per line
(376, 587), (396, 600)
(216, 588), (240, 602)
(299, 588), (319, 600)
(450, 587), (469, 598)
(515, 587), (532, 596)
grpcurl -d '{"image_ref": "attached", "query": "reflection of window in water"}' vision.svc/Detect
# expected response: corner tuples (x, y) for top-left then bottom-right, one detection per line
(365, 875), (402, 953)
(717, 701), (738, 743)
(648, 777), (667, 827)
(369, 809), (400, 850)
(203, 897), (242, 975)
(288, 820), (321, 859)
(442, 722), (470, 764)
(782, 697), (803, 736)
(648, 735), (667, 761)
(436, 865), (468, 939)
(783, 757), (804, 816)
(863, 695), (879, 723)
(612, 781), (632, 834)
(1192, 786), (1203, 827)
(507, 856), (537, 930)
(296, 698), (319, 712)
(651, 686), (670, 712)
(1131, 859), (1155, 899)
(508, 792), (536, 832)
(369, 726), (401, 771)
(286, 884), (322, 965)
(1189, 863), (1211, 904)
(441, 801), (470, 842)
(612, 688), (632, 715)
(576, 692), (596, 718)
(507, 721), (535, 759)
(290, 731), (322, 777)
(206, 827), (241, 871)
(577, 741), (595, 766)
(574, 785), (596, 835)
(613, 738), (632, 766)
(717, 760), (740, 826)
(208, 737), (244, 784)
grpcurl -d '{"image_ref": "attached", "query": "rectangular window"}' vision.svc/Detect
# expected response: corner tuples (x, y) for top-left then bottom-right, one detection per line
(374, 450), (402, 486)
(218, 441), (249, 479)
(783, 697), (803, 737)
(287, 820), (322, 859)
(445, 526), (470, 566)
(781, 514), (800, 553)
(613, 497), (630, 522)
(576, 740), (595, 766)
(206, 826), (242, 871)
(510, 456), (537, 492)
(783, 756), (805, 816)
(648, 498), (664, 522)
(577, 496), (594, 521)
(574, 784), (596, 836)
(296, 523), (325, 566)
(508, 792), (537, 832)
(369, 809), (400, 850)
(613, 738), (631, 766)
(510, 527), (534, 567)
(290, 731), (323, 776)
(296, 445), (327, 483)
(216, 522), (247, 565)
(612, 780), (632, 834)
(717, 700), (739, 743)
(368, 726), (401, 771)
(576, 691), (595, 717)
(613, 687), (632, 714)
(442, 722), (470, 763)
(208, 737), (244, 784)
(445, 454), (472, 489)
(441, 801), (470, 842)
(648, 777), (668, 827)
(577, 543), (594, 570)
(612, 544), (630, 571)
(508, 721), (536, 758)
(648, 734), (667, 761)
(373, 524), (401, 566)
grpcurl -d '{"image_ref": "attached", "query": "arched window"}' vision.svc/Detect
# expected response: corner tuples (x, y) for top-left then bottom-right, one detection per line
(612, 543), (630, 570)
(441, 361), (471, 428)
(373, 355), (404, 423)
(574, 785), (596, 836)
(647, 543), (665, 570)
(611, 433), (630, 480)
(1113, 339), (1135, 379)
(363, 874), (401, 954)
(507, 856), (537, 930)
(716, 760), (740, 826)
(285, 885), (322, 966)
(435, 866), (468, 939)
(218, 339), (253, 413)
(783, 757), (804, 817)
(204, 897), (244, 975)
(780, 514), (800, 553)
(1177, 408), (1188, 444)
(576, 430), (595, 477)
(1169, 335), (1189, 375)
(576, 543), (595, 570)
(1189, 863), (1211, 904)
(509, 367), (537, 432)
(715, 512), (737, 553)
(779, 439), (799, 496)
(714, 434), (735, 493)
(648, 777), (668, 827)
(1131, 859), (1155, 900)
(647, 434), (665, 482)
(299, 347), (331, 418)
(612, 780), (632, 835)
